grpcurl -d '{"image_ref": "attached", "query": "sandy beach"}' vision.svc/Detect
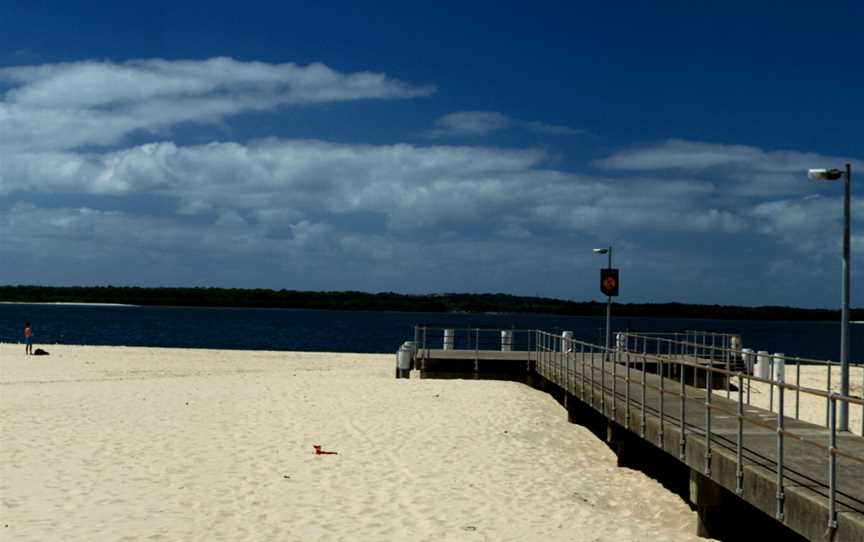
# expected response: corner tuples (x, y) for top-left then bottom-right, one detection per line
(1, 344), (705, 541)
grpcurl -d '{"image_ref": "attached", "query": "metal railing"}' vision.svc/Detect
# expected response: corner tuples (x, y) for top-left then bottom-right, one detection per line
(531, 329), (864, 531)
(413, 326), (537, 363)
(618, 331), (864, 435)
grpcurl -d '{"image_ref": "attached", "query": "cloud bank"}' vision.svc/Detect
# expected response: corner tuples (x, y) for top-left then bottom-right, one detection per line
(595, 139), (863, 196)
(1, 57), (860, 306)
(0, 57), (435, 151)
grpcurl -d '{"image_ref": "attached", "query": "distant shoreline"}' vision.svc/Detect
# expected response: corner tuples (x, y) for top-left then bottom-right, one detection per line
(1, 285), (859, 322)
(0, 301), (137, 307)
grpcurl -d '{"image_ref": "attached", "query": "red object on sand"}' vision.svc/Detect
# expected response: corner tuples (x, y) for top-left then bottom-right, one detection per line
(313, 444), (338, 455)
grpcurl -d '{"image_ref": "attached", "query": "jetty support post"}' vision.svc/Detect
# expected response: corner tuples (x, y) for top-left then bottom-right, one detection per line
(689, 470), (732, 539)
(606, 421), (638, 469)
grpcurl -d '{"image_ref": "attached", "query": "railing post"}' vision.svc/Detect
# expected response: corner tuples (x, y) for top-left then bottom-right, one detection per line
(659, 355), (665, 447)
(640, 353), (647, 438)
(769, 355), (774, 413)
(710, 333), (716, 364)
(553, 335), (557, 383)
(624, 349), (631, 430)
(568, 338), (573, 393)
(601, 341), (606, 415)
(474, 328), (479, 372)
(580, 342), (586, 402)
(828, 396), (838, 530)
(556, 336), (561, 384)
(542, 332), (546, 375)
(705, 367), (712, 476)
(680, 359), (687, 461)
(555, 335), (559, 382)
(795, 360), (801, 420)
(736, 372), (744, 495)
(826, 363), (832, 427)
(668, 335), (673, 379)
(538, 332), (543, 374)
(612, 340), (618, 422)
(590, 343), (596, 409)
(565, 337), (569, 390)
(776, 384), (785, 520)
(724, 334), (731, 399)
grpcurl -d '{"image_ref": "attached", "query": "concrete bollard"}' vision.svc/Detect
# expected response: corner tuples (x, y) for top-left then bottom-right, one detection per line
(501, 330), (513, 351)
(443, 329), (455, 350)
(772, 353), (785, 383)
(561, 331), (573, 352)
(615, 332), (626, 362)
(403, 341), (416, 370)
(755, 351), (770, 379)
(396, 343), (412, 379)
(742, 348), (755, 374)
(730, 335), (742, 359)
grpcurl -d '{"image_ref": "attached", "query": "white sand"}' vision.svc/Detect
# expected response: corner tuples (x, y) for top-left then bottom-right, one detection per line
(1, 345), (705, 541)
(733, 364), (864, 436)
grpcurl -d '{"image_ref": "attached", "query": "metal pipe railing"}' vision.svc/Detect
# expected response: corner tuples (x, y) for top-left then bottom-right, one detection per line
(617, 331), (863, 433)
(526, 328), (864, 527)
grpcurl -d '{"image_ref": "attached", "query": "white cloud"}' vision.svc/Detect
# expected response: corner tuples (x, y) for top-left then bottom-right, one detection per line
(0, 57), (435, 151)
(594, 139), (862, 196)
(596, 139), (762, 170)
(747, 195), (864, 257)
(429, 111), (582, 138)
(3, 138), (741, 238)
(523, 120), (583, 136)
(429, 111), (513, 137)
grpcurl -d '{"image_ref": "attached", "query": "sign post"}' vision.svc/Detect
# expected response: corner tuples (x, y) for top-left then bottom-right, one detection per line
(593, 246), (619, 362)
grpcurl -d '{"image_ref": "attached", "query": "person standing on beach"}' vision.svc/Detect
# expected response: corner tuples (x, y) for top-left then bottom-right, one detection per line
(24, 322), (33, 355)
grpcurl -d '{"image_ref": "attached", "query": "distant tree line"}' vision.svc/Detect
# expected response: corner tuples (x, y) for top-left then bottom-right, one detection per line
(0, 285), (859, 322)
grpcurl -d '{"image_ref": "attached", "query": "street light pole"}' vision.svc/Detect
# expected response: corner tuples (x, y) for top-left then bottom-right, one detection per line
(808, 163), (853, 431)
(840, 163), (851, 431)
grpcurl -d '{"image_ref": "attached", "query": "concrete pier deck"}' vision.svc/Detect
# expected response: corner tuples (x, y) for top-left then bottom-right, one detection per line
(416, 347), (864, 541)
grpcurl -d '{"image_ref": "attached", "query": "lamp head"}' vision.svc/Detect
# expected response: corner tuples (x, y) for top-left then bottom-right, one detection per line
(592, 248), (609, 254)
(808, 168), (844, 181)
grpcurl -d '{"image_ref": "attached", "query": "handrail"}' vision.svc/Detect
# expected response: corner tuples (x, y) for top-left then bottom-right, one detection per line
(619, 331), (864, 435)
(528, 329), (864, 529)
(618, 330), (864, 367)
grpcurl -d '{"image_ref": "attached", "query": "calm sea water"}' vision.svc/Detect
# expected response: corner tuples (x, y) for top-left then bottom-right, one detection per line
(0, 303), (860, 362)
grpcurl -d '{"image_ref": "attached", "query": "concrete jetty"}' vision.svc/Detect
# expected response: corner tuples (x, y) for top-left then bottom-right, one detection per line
(413, 327), (864, 541)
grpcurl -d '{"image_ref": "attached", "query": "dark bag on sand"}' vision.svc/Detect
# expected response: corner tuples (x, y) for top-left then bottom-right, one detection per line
(33, 348), (49, 356)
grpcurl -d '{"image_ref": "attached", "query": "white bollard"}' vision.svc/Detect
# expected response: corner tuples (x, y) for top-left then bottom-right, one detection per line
(772, 353), (785, 383)
(403, 341), (416, 368)
(730, 335), (742, 359)
(501, 330), (513, 352)
(742, 348), (755, 374)
(396, 345), (412, 379)
(615, 332), (626, 362)
(755, 351), (770, 379)
(561, 331), (573, 352)
(443, 329), (455, 350)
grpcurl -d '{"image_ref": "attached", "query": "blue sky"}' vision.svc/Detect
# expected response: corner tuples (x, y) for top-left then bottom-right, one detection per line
(1, 1), (861, 308)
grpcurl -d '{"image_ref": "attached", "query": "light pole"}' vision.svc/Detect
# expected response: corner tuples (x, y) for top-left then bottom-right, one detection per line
(593, 246), (613, 358)
(808, 163), (852, 431)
